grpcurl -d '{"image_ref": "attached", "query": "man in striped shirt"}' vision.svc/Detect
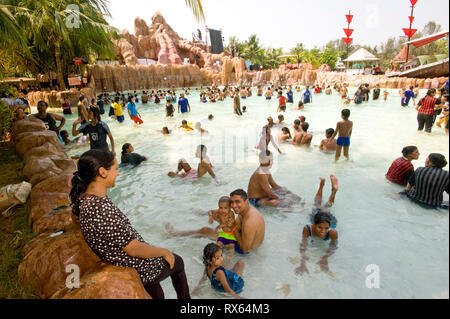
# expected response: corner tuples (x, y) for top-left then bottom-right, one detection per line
(416, 89), (441, 134)
(405, 153), (449, 208)
(386, 146), (420, 185)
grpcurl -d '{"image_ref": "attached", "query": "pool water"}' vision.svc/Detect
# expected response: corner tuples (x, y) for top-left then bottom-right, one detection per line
(60, 87), (449, 299)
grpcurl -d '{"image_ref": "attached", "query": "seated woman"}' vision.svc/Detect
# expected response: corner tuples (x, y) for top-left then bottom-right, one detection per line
(70, 149), (190, 299)
(277, 127), (292, 142)
(295, 175), (339, 276)
(120, 143), (148, 167)
(386, 146), (420, 185)
(402, 153), (449, 209)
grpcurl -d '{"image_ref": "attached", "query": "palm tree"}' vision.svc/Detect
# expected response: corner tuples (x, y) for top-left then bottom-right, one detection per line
(13, 0), (118, 90)
(241, 34), (264, 64)
(289, 43), (304, 65)
(185, 0), (205, 23)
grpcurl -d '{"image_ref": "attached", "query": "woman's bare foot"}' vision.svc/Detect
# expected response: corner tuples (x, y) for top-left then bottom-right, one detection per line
(330, 174), (338, 192)
(320, 177), (326, 185)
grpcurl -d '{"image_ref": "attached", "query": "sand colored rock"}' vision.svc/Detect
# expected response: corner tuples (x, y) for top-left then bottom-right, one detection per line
(51, 263), (151, 299)
(18, 224), (101, 298)
(29, 170), (60, 186)
(23, 142), (67, 162)
(23, 157), (63, 181)
(12, 118), (46, 139)
(32, 174), (73, 195)
(27, 88), (95, 108)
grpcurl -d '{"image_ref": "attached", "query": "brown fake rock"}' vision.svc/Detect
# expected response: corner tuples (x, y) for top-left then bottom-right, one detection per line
(32, 206), (74, 235)
(16, 130), (64, 158)
(12, 118), (46, 137)
(18, 224), (101, 298)
(23, 157), (63, 181)
(51, 263), (151, 299)
(24, 142), (67, 162)
(29, 170), (59, 186)
(29, 192), (71, 227)
(32, 174), (72, 196)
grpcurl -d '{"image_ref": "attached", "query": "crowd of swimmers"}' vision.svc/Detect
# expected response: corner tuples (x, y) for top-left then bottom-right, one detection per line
(10, 78), (448, 299)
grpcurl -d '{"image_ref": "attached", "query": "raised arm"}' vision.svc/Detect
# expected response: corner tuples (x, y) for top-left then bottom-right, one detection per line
(72, 119), (82, 136)
(52, 113), (66, 131)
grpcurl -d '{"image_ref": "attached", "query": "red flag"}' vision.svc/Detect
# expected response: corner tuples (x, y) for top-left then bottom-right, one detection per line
(343, 28), (354, 37)
(403, 28), (417, 38)
(410, 0), (418, 6)
(409, 16), (415, 24)
(346, 14), (353, 24)
(342, 37), (353, 45)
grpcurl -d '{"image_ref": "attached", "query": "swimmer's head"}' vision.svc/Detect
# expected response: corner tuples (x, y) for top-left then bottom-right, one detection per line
(282, 127), (291, 138)
(242, 106), (247, 112)
(60, 130), (69, 140)
(278, 114), (284, 121)
(229, 189), (249, 214)
(299, 116), (306, 122)
(427, 153), (447, 169)
(181, 120), (187, 125)
(259, 149), (273, 166)
(122, 143), (133, 155)
(208, 114), (214, 120)
(301, 122), (309, 132)
(298, 101), (304, 108)
(162, 126), (170, 134)
(341, 109), (350, 119)
(202, 243), (222, 267)
(313, 211), (332, 238)
(325, 128), (334, 138)
(402, 146), (419, 160)
(267, 117), (274, 124)
(294, 119), (300, 126)
(37, 100), (48, 113)
(218, 196), (231, 214)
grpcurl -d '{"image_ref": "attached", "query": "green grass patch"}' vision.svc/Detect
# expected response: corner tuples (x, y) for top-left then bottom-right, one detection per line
(0, 143), (35, 299)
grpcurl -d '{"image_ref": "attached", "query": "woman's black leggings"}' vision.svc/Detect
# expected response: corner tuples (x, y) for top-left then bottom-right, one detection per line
(144, 254), (191, 299)
(417, 113), (434, 133)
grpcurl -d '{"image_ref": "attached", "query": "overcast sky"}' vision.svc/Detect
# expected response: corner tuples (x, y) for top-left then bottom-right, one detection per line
(105, 0), (449, 51)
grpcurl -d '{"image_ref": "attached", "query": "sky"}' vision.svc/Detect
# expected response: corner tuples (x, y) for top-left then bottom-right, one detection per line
(105, 0), (449, 51)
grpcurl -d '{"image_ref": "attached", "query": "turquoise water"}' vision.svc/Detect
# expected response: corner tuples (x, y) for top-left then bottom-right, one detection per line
(56, 87), (449, 299)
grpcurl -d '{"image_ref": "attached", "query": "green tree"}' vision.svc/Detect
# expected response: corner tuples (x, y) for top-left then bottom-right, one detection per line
(241, 34), (264, 64)
(289, 43), (304, 64)
(185, 0), (205, 23)
(319, 48), (338, 69)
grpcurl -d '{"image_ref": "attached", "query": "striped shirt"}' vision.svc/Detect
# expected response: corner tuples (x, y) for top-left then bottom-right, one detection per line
(386, 157), (414, 185)
(407, 166), (449, 207)
(417, 96), (439, 116)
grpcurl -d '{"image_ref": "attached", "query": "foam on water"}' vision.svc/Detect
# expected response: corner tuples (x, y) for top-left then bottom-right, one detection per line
(62, 87), (449, 298)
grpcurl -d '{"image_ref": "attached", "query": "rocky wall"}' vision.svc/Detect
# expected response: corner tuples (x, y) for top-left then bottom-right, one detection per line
(26, 88), (95, 108)
(13, 117), (151, 299)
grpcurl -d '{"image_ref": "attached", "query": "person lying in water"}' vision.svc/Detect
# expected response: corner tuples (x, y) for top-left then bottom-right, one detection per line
(168, 144), (219, 183)
(295, 175), (339, 276)
(120, 143), (148, 167)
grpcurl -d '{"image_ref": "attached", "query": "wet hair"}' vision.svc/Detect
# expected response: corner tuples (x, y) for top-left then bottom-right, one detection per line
(301, 122), (309, 131)
(401, 146), (418, 157)
(299, 116), (306, 122)
(325, 128), (334, 137)
(342, 109), (350, 118)
(298, 101), (304, 107)
(128, 96), (133, 103)
(278, 114), (284, 120)
(409, 86), (414, 90)
(218, 196), (231, 205)
(230, 189), (248, 201)
(37, 100), (48, 109)
(202, 243), (222, 266)
(122, 143), (132, 155)
(428, 153), (447, 169)
(70, 149), (115, 217)
(294, 119), (301, 126)
(89, 106), (101, 122)
(162, 126), (169, 134)
(60, 130), (69, 138)
(79, 95), (85, 102)
(282, 127), (292, 138)
(182, 120), (187, 124)
(313, 211), (332, 226)
(208, 114), (214, 120)
(114, 96), (120, 102)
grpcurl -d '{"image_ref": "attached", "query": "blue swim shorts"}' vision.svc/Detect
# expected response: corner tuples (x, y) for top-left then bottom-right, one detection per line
(336, 137), (350, 147)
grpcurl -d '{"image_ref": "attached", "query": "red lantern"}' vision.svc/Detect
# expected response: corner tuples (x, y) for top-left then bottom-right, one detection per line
(410, 0), (418, 6)
(345, 14), (353, 24)
(343, 28), (354, 37)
